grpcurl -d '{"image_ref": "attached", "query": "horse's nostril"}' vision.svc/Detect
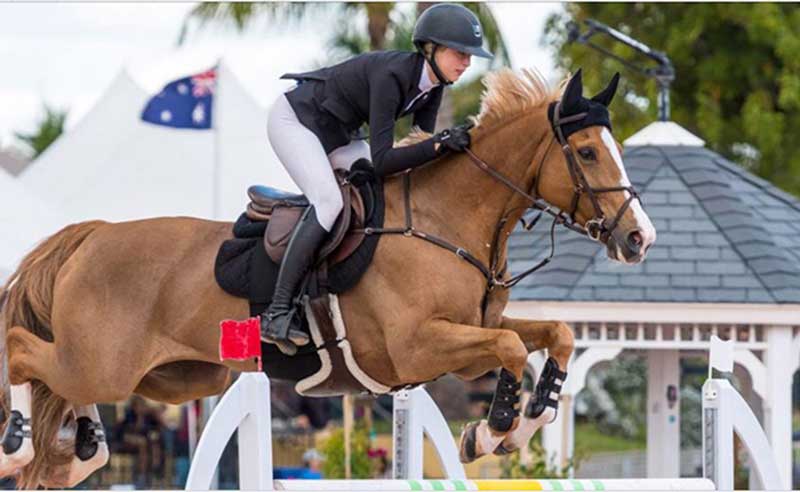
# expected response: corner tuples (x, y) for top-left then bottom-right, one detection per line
(627, 230), (643, 249)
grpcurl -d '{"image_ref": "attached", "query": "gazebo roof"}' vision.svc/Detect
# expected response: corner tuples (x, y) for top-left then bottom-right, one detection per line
(508, 124), (800, 304)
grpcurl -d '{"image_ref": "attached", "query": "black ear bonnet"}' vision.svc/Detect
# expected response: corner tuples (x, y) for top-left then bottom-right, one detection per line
(548, 70), (620, 139)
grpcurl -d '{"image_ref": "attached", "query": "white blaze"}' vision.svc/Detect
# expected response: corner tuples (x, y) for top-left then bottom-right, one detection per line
(600, 128), (657, 249)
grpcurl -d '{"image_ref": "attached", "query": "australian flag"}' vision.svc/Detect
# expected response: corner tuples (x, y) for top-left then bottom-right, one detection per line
(141, 67), (216, 129)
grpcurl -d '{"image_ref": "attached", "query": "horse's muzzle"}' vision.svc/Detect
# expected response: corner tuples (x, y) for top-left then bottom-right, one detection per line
(608, 228), (649, 264)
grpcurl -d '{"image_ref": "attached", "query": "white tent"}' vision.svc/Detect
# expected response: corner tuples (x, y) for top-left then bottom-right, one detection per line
(0, 167), (68, 280)
(20, 62), (297, 224)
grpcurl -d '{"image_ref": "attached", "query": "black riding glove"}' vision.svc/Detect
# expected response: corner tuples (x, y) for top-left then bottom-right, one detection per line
(434, 124), (472, 154)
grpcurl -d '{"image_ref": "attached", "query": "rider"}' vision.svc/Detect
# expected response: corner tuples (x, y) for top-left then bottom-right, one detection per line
(262, 3), (494, 354)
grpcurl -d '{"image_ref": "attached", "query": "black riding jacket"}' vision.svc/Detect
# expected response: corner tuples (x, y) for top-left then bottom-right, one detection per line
(281, 50), (443, 176)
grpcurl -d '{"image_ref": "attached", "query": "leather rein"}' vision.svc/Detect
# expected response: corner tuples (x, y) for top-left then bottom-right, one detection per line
(358, 101), (642, 318)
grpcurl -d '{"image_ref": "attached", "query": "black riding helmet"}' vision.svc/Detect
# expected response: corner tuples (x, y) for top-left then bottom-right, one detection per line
(412, 3), (494, 85)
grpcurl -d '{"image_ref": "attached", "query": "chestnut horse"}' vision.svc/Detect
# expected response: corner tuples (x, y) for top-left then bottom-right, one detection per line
(0, 69), (654, 487)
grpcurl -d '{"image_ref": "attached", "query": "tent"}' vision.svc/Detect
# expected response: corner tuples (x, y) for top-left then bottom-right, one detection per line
(20, 62), (297, 224)
(0, 167), (67, 280)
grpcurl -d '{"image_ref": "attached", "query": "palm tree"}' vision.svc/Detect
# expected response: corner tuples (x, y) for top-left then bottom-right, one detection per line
(179, 2), (510, 67)
(14, 103), (68, 159)
(178, 3), (395, 51)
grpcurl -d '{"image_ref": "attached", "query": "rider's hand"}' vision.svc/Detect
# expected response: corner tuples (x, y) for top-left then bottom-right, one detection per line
(434, 123), (472, 154)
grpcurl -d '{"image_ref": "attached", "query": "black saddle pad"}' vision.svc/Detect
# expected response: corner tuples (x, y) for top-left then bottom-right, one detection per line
(213, 160), (385, 382)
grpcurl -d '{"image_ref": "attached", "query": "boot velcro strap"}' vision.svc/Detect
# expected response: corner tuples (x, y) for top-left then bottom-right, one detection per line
(12, 416), (32, 438)
(88, 422), (106, 443)
(488, 369), (522, 432)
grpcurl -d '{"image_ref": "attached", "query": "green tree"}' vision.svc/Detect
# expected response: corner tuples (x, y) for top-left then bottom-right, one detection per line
(14, 103), (68, 159)
(544, 4), (800, 194)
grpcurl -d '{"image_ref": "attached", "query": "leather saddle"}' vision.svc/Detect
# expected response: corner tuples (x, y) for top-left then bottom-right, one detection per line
(246, 168), (366, 267)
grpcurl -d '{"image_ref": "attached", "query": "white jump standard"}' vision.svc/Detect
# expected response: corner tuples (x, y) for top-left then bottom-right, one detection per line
(185, 364), (784, 490)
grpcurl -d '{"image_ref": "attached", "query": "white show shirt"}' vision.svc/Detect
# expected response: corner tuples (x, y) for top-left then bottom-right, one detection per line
(403, 60), (440, 112)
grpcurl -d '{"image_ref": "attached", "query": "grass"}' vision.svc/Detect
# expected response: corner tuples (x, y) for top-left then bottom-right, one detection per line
(573, 422), (646, 454)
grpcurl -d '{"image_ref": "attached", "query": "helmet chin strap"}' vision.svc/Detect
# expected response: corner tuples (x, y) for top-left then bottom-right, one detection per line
(426, 45), (453, 86)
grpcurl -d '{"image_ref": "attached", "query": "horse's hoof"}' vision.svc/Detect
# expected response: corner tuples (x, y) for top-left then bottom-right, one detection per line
(458, 421), (480, 463)
(493, 441), (517, 456)
(0, 440), (35, 477)
(66, 441), (109, 487)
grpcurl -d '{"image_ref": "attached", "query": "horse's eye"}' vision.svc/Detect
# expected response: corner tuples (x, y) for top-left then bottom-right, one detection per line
(578, 148), (597, 161)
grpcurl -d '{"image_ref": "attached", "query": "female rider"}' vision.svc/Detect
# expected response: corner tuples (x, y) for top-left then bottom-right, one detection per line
(262, 3), (494, 354)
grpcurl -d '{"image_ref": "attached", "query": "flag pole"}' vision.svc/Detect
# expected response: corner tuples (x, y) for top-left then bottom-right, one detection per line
(212, 58), (222, 219)
(207, 60), (224, 490)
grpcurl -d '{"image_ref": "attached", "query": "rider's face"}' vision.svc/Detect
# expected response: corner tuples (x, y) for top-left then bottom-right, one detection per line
(433, 47), (472, 82)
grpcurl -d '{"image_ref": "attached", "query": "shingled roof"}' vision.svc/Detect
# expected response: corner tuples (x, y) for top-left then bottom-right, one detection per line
(508, 122), (800, 304)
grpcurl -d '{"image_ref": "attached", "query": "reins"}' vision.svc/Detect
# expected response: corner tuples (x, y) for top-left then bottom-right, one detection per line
(356, 101), (643, 322)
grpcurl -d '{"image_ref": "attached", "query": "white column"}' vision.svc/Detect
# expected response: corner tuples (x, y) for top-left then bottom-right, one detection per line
(764, 325), (794, 489)
(541, 394), (571, 472)
(542, 347), (622, 476)
(647, 350), (681, 478)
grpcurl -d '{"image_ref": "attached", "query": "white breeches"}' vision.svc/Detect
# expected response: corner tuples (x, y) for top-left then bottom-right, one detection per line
(267, 92), (371, 232)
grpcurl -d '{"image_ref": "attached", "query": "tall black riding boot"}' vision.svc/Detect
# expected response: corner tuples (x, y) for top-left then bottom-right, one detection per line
(260, 206), (327, 355)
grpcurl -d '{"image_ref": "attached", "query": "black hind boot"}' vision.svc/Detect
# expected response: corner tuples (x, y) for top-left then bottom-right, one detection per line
(260, 206), (327, 355)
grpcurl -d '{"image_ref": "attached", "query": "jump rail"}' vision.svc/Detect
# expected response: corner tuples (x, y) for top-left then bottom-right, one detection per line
(185, 372), (784, 491)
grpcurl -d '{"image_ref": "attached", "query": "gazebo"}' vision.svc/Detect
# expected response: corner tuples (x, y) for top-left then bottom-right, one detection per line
(505, 121), (800, 488)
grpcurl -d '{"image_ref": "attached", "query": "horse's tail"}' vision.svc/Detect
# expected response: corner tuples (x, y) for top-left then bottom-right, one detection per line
(1, 220), (105, 489)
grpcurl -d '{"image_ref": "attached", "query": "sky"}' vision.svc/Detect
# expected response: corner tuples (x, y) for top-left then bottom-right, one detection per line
(0, 2), (564, 151)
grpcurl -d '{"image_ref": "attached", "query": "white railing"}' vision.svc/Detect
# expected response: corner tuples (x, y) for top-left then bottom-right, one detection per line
(571, 322), (768, 351)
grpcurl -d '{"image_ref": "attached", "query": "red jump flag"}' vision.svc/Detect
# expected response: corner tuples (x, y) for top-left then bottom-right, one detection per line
(219, 317), (262, 370)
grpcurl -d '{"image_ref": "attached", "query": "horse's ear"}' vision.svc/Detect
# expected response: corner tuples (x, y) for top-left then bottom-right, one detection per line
(591, 72), (620, 107)
(562, 69), (584, 113)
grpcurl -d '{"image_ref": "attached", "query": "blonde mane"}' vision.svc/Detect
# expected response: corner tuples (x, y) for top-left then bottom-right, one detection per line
(398, 68), (563, 146)
(473, 68), (561, 128)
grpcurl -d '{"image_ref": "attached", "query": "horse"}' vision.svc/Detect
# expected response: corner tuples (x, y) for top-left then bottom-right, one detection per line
(0, 68), (655, 488)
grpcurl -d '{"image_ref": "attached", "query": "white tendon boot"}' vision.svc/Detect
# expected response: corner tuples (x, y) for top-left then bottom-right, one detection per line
(0, 383), (35, 476)
(65, 404), (109, 487)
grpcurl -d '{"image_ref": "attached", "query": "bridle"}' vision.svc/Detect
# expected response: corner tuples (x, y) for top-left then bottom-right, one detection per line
(358, 99), (643, 323)
(547, 101), (641, 243)
(466, 101), (640, 242)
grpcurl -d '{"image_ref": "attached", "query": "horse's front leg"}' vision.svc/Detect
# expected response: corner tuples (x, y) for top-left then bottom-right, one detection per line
(493, 317), (573, 456)
(389, 319), (528, 464)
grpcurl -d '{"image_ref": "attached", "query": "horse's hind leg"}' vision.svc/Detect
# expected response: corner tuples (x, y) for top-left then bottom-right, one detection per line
(39, 404), (109, 489)
(2, 326), (55, 478)
(0, 382), (34, 476)
(64, 405), (109, 487)
(389, 319), (528, 464)
(4, 325), (142, 486)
